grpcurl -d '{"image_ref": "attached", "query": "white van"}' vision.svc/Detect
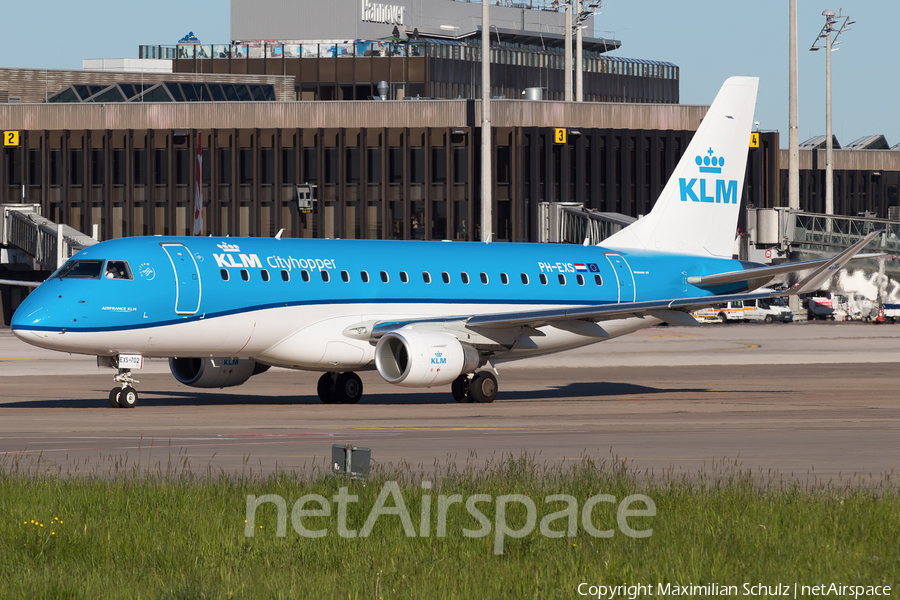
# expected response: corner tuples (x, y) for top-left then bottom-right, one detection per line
(743, 297), (793, 323)
(692, 301), (745, 323)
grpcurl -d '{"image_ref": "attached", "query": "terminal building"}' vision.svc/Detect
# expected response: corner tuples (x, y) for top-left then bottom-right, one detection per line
(1, 0), (900, 321)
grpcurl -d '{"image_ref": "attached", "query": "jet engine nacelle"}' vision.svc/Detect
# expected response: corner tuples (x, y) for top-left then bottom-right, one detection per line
(375, 329), (479, 387)
(169, 357), (270, 388)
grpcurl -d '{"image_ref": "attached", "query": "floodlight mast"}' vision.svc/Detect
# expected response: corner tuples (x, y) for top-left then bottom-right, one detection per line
(810, 9), (853, 221)
(481, 0), (492, 242)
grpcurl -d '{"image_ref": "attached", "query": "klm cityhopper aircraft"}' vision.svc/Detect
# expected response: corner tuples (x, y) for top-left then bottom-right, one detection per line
(10, 78), (879, 408)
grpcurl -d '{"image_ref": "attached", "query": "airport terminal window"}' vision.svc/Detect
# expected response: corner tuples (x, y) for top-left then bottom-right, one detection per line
(341, 270), (350, 282)
(220, 269), (229, 281)
(240, 269), (249, 281)
(540, 274), (548, 285)
(301, 270), (310, 282)
(399, 271), (409, 283)
(480, 272), (488, 284)
(500, 273), (509, 285)
(521, 273), (529, 285)
(380, 271), (389, 283)
(442, 272), (451, 284)
(576, 274), (585, 286)
(595, 274), (603, 285)
(360, 270), (370, 283)
(460, 272), (469, 284)
(261, 269), (270, 282)
(423, 271), (432, 284)
(321, 271), (330, 282)
(57, 260), (104, 279)
(281, 270), (290, 282)
(104, 261), (133, 280)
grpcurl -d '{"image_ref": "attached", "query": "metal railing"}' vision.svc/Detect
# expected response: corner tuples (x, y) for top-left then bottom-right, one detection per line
(792, 212), (900, 253)
(538, 202), (636, 245)
(2, 205), (97, 270)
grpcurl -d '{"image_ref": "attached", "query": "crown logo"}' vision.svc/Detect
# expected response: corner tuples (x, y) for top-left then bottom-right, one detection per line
(695, 147), (724, 174)
(217, 242), (241, 252)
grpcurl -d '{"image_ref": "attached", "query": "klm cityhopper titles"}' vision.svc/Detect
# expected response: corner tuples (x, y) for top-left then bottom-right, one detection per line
(10, 77), (880, 408)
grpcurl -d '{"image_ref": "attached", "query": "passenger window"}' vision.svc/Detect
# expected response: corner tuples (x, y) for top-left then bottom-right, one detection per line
(321, 271), (330, 282)
(240, 269), (250, 281)
(521, 273), (529, 285)
(400, 271), (409, 283)
(281, 270), (290, 282)
(558, 274), (566, 285)
(104, 260), (133, 280)
(576, 274), (585, 286)
(442, 272), (451, 283)
(380, 270), (389, 283)
(261, 269), (270, 282)
(461, 272), (470, 284)
(361, 270), (370, 283)
(539, 273), (548, 285)
(480, 272), (488, 284)
(594, 274), (603, 285)
(341, 270), (350, 283)
(301, 270), (310, 282)
(220, 269), (230, 281)
(500, 272), (509, 285)
(58, 259), (104, 279)
(423, 271), (432, 284)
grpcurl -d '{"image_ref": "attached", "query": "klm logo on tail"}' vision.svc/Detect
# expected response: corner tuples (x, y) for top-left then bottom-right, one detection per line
(679, 148), (737, 205)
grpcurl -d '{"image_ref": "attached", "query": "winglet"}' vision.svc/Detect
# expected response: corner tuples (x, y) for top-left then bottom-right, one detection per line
(785, 230), (884, 296)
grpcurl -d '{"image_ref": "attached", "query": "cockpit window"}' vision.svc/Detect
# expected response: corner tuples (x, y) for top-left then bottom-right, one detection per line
(56, 260), (105, 279)
(104, 261), (133, 280)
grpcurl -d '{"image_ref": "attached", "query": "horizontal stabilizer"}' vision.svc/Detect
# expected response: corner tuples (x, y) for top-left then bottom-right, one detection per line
(785, 230), (885, 296)
(687, 253), (884, 288)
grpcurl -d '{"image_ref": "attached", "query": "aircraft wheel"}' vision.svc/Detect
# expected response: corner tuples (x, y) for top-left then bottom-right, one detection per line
(469, 371), (498, 404)
(317, 372), (339, 404)
(118, 386), (138, 408)
(451, 374), (471, 403)
(335, 372), (363, 404)
(108, 388), (122, 408)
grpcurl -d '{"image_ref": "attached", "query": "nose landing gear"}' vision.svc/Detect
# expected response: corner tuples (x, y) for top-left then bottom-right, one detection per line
(109, 368), (139, 408)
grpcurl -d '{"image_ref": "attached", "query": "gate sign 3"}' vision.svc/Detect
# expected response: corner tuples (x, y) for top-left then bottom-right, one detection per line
(3, 131), (19, 146)
(554, 128), (567, 144)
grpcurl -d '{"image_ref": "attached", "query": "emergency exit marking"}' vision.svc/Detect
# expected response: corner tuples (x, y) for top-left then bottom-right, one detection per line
(3, 131), (19, 146)
(749, 132), (759, 148)
(554, 128), (567, 144)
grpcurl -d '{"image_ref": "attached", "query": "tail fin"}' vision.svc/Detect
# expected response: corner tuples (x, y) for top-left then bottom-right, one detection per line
(603, 76), (759, 258)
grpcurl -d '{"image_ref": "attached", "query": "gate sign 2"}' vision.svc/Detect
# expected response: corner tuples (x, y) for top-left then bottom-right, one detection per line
(749, 132), (759, 148)
(3, 131), (19, 147)
(554, 128), (567, 144)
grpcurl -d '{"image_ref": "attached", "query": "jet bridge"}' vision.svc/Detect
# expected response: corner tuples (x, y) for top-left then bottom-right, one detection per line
(538, 202), (636, 245)
(2, 203), (97, 271)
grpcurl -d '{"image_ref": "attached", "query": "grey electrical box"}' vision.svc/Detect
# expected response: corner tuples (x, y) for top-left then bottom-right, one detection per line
(295, 183), (317, 213)
(332, 444), (371, 479)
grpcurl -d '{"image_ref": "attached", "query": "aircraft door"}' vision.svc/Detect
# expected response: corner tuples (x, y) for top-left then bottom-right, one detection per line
(162, 243), (202, 315)
(604, 253), (636, 302)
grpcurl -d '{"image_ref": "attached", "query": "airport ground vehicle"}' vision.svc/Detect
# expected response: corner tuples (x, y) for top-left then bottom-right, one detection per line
(743, 298), (793, 323)
(692, 301), (746, 323)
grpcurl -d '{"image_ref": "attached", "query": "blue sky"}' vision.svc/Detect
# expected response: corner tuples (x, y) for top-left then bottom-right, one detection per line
(1, 0), (895, 148)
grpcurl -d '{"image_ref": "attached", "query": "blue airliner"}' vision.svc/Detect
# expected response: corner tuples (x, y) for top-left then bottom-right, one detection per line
(10, 78), (879, 407)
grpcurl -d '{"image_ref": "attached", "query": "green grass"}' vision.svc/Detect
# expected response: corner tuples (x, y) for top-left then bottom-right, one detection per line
(1, 454), (898, 599)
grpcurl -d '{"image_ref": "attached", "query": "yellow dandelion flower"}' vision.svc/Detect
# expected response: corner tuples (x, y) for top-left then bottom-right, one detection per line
(30, 520), (34, 524)
(40, 524), (44, 527)
(51, 532), (55, 535)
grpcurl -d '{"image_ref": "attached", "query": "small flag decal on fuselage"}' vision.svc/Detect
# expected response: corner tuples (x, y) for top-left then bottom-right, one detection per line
(575, 263), (587, 271)
(587, 263), (600, 273)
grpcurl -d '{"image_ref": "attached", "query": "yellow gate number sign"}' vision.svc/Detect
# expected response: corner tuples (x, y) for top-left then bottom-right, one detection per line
(554, 128), (567, 144)
(3, 131), (19, 147)
(749, 132), (759, 148)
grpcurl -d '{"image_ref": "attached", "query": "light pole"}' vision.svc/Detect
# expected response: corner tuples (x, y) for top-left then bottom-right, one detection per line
(810, 9), (853, 219)
(481, 0), (492, 242)
(556, 0), (602, 101)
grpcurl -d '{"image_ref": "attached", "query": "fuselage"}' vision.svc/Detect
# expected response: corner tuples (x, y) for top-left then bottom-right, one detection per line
(11, 236), (750, 370)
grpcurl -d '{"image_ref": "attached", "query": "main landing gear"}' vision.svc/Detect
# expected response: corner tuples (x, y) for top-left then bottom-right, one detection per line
(109, 368), (139, 408)
(451, 371), (498, 404)
(317, 372), (364, 404)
